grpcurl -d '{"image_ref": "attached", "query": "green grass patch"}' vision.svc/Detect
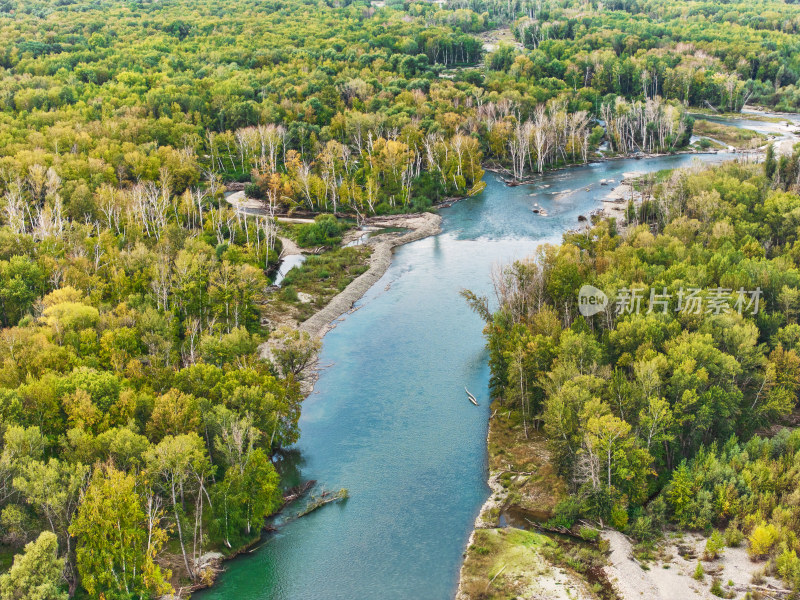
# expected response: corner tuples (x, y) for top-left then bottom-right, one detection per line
(460, 528), (553, 599)
(693, 119), (768, 148)
(278, 246), (371, 321)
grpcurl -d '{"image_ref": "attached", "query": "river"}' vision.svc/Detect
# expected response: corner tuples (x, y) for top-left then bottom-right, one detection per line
(693, 109), (800, 155)
(196, 151), (740, 600)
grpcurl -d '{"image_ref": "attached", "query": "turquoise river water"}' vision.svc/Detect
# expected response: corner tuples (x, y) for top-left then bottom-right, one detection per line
(197, 152), (737, 600)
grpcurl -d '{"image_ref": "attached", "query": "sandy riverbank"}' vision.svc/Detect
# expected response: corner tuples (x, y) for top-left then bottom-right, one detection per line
(455, 413), (590, 600)
(456, 483), (595, 600)
(454, 462), (507, 600)
(603, 530), (789, 600)
(256, 212), (441, 395)
(297, 212), (442, 338)
(454, 423), (508, 600)
(226, 190), (442, 340)
(226, 188), (443, 385)
(598, 179), (636, 221)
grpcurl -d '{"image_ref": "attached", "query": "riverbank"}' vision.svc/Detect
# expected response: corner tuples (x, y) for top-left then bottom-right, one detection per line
(297, 212), (442, 338)
(256, 212), (441, 393)
(226, 188), (442, 338)
(256, 211), (441, 361)
(598, 177), (634, 223)
(602, 530), (789, 600)
(484, 146), (727, 188)
(189, 195), (443, 594)
(456, 133), (800, 600)
(692, 106), (800, 157)
(692, 118), (767, 149)
(455, 405), (594, 600)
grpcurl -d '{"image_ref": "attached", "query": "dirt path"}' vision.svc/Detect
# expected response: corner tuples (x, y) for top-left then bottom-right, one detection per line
(225, 190), (329, 257)
(279, 235), (302, 256)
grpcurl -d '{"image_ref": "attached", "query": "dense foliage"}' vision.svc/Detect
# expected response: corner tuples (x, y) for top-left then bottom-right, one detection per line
(473, 157), (800, 592)
(1, 0), (800, 595)
(6, 0), (793, 225)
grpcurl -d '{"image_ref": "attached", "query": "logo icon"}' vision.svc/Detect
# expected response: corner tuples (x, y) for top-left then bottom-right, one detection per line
(578, 285), (608, 317)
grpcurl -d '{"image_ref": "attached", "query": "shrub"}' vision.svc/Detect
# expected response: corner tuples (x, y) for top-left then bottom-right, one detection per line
(579, 526), (600, 542)
(281, 285), (299, 302)
(776, 547), (800, 583)
(244, 182), (263, 199)
(724, 523), (744, 548)
(629, 515), (656, 542)
(548, 497), (581, 529)
(694, 562), (705, 580)
(295, 214), (345, 248)
(270, 326), (321, 379)
(705, 530), (725, 560)
(710, 578), (726, 598)
(748, 524), (779, 559)
(610, 503), (629, 530)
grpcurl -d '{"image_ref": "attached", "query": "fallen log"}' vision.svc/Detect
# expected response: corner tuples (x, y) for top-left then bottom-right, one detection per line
(525, 519), (587, 542)
(281, 480), (316, 508)
(465, 387), (479, 406)
(297, 488), (349, 518)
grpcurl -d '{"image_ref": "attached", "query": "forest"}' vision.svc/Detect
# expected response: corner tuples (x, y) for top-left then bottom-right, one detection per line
(3, 0), (800, 218)
(470, 154), (800, 594)
(0, 0), (799, 596)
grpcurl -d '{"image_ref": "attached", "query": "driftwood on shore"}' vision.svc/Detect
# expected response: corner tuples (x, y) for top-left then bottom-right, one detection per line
(525, 519), (587, 542)
(182, 479), (320, 593)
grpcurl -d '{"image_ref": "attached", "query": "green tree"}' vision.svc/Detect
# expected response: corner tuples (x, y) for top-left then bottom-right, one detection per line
(146, 389), (201, 440)
(765, 143), (777, 180)
(211, 448), (281, 547)
(665, 461), (695, 527)
(705, 530), (725, 560)
(70, 467), (172, 600)
(748, 523), (779, 559)
(0, 531), (66, 600)
(0, 257), (45, 327)
(270, 326), (321, 379)
(144, 433), (213, 581)
(581, 398), (653, 503)
(13, 459), (89, 594)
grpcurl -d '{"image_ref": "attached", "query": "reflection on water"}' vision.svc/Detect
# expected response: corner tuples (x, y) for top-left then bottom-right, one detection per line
(273, 255), (307, 287)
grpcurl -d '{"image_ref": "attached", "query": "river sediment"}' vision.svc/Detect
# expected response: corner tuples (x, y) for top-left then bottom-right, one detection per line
(298, 212), (441, 338)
